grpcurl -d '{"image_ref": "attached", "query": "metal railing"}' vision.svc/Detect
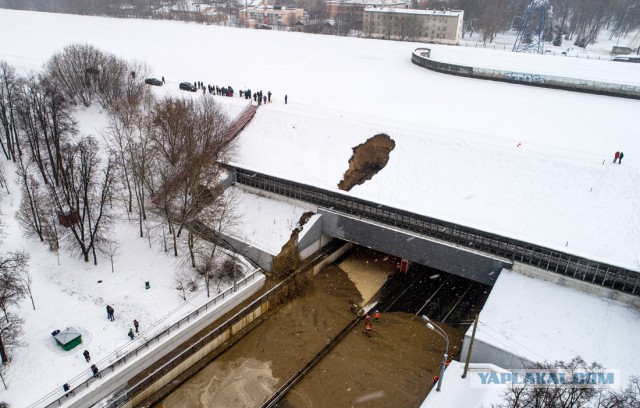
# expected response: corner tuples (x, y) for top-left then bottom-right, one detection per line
(234, 167), (640, 296)
(99, 240), (344, 408)
(37, 269), (260, 408)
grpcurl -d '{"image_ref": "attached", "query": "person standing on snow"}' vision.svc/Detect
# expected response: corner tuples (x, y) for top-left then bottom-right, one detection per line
(106, 305), (114, 321)
(128, 328), (135, 340)
(134, 319), (140, 333)
(83, 350), (90, 362)
(614, 151), (620, 163)
(619, 151), (624, 164)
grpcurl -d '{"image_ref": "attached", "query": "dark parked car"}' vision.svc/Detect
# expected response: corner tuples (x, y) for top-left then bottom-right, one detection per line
(145, 78), (163, 86)
(179, 82), (197, 92)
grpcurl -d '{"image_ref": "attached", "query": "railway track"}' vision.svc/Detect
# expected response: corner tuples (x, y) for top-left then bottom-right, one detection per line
(258, 264), (484, 407)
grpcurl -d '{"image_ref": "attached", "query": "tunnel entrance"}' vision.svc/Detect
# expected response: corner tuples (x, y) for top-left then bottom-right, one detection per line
(341, 246), (491, 328)
(158, 245), (492, 408)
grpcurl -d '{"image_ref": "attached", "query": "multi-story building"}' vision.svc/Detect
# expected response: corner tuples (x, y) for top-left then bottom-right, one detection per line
(363, 8), (463, 44)
(240, 6), (305, 28)
(326, 0), (407, 19)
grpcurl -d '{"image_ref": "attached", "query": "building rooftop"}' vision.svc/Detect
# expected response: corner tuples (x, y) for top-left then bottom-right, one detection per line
(365, 7), (463, 16)
(327, 0), (408, 6)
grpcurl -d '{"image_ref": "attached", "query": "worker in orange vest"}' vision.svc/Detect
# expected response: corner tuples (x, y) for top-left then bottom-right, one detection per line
(432, 375), (439, 385)
(365, 313), (371, 323)
(374, 310), (380, 322)
(365, 321), (372, 337)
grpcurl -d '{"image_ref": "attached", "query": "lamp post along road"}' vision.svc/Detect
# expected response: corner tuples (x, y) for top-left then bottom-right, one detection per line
(422, 315), (449, 392)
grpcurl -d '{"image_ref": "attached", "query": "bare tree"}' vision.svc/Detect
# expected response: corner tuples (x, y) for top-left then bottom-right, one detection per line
(0, 363), (7, 390)
(189, 188), (241, 297)
(49, 137), (116, 264)
(15, 159), (50, 242)
(0, 60), (22, 162)
(45, 43), (148, 109)
(495, 357), (612, 408)
(0, 310), (23, 364)
(146, 96), (230, 241)
(16, 267), (35, 311)
(104, 101), (151, 237)
(0, 252), (29, 323)
(173, 268), (197, 301)
(15, 74), (76, 187)
(45, 43), (105, 107)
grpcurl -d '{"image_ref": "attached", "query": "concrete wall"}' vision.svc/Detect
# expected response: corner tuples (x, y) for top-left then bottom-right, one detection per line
(129, 300), (270, 407)
(298, 214), (323, 260)
(320, 209), (510, 285)
(460, 335), (533, 370)
(412, 48), (640, 99)
(513, 262), (640, 308)
(68, 275), (266, 408)
(222, 233), (273, 271)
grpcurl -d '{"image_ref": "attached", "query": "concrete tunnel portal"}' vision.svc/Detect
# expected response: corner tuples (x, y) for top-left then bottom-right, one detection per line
(318, 208), (512, 286)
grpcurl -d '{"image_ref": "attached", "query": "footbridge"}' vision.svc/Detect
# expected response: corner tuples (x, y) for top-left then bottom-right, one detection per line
(232, 166), (640, 296)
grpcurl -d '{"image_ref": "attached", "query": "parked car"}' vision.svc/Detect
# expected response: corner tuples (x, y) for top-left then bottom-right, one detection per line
(612, 55), (640, 63)
(179, 82), (197, 92)
(145, 78), (163, 86)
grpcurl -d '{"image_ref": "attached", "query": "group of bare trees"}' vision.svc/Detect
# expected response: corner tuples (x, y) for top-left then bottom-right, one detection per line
(423, 0), (640, 48)
(0, 247), (31, 389)
(496, 357), (640, 408)
(0, 42), (241, 385)
(1, 0), (639, 46)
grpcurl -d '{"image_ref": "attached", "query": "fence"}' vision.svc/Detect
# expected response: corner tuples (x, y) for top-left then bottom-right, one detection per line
(37, 270), (260, 408)
(460, 42), (621, 59)
(96, 240), (346, 408)
(412, 47), (640, 99)
(233, 167), (640, 297)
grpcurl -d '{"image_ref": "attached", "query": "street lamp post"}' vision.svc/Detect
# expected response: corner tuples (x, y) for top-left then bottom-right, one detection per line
(422, 315), (449, 392)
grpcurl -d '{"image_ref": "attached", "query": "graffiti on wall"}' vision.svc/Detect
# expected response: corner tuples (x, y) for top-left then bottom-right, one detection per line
(505, 72), (545, 84)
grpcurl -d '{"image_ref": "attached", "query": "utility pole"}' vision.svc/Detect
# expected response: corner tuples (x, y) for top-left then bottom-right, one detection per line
(462, 313), (479, 379)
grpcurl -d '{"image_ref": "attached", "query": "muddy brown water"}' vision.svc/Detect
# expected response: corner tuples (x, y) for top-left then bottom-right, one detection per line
(158, 251), (462, 408)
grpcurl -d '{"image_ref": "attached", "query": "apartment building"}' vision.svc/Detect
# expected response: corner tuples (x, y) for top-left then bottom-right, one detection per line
(240, 6), (305, 28)
(363, 8), (463, 44)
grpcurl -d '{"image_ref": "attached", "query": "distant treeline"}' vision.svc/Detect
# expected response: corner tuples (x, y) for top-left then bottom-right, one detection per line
(1, 0), (639, 48)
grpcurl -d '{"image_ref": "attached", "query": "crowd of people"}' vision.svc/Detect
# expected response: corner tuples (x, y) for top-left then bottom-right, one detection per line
(181, 78), (287, 106)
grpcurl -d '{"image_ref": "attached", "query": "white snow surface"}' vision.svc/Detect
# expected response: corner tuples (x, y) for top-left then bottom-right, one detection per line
(0, 8), (639, 408)
(226, 186), (309, 255)
(420, 361), (508, 408)
(1, 9), (640, 270)
(472, 269), (640, 385)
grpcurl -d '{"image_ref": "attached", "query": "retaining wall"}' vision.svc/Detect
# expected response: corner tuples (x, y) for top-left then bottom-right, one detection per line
(411, 47), (640, 99)
(115, 242), (351, 407)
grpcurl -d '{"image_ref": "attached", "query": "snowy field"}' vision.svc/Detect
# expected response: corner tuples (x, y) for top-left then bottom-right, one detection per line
(0, 8), (639, 408)
(1, 10), (639, 271)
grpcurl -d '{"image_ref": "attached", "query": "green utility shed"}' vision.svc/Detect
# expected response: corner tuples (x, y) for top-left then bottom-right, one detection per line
(53, 327), (82, 351)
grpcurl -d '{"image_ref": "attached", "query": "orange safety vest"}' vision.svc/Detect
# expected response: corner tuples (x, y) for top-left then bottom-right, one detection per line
(374, 312), (380, 320)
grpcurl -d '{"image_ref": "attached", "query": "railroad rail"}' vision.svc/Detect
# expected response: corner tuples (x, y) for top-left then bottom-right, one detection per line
(261, 314), (364, 408)
(233, 167), (640, 297)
